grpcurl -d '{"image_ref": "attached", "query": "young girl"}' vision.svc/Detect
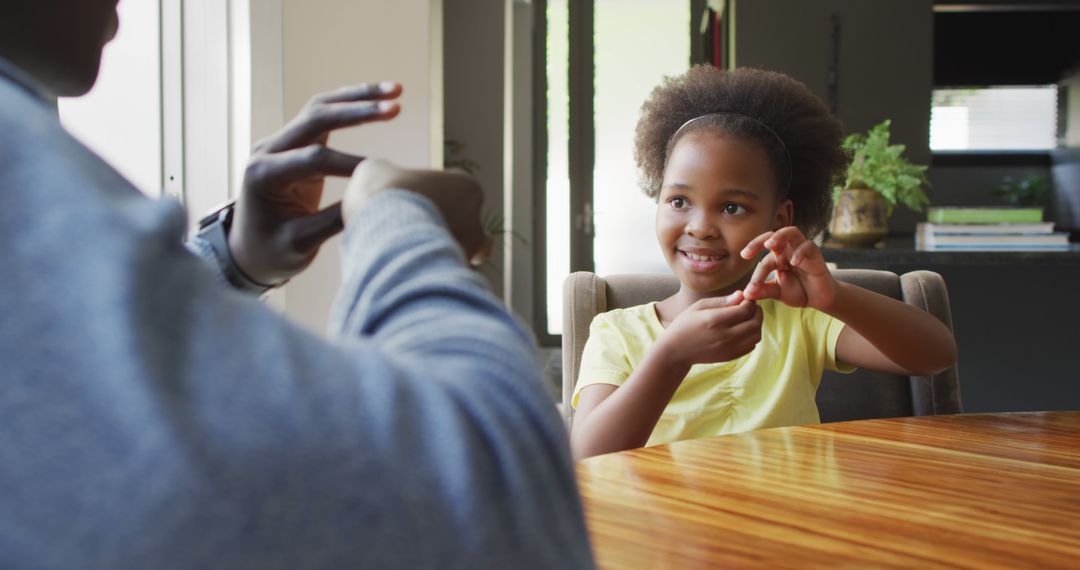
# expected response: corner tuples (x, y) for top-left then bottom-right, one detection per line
(570, 66), (957, 460)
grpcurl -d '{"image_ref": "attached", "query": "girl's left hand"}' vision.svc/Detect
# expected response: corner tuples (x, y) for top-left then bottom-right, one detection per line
(739, 227), (837, 310)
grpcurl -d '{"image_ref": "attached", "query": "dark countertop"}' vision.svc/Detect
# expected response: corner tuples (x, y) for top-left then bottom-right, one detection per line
(823, 235), (1080, 266)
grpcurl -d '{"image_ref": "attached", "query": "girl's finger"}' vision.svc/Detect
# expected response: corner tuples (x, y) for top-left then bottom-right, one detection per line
(740, 231), (775, 260)
(744, 255), (779, 300)
(747, 252), (777, 288)
(767, 226), (808, 247)
(777, 269), (808, 306)
(791, 240), (822, 268)
(777, 241), (798, 271)
(746, 280), (781, 301)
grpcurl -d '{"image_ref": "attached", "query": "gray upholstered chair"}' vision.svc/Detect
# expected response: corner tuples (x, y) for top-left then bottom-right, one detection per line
(561, 269), (962, 425)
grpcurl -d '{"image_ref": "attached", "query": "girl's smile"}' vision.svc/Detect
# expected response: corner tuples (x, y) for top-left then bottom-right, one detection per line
(677, 247), (728, 271)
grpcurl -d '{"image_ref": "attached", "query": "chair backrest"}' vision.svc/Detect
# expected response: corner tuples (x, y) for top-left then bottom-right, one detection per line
(561, 269), (962, 424)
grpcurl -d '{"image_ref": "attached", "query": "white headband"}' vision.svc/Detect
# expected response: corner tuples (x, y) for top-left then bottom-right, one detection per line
(670, 112), (793, 195)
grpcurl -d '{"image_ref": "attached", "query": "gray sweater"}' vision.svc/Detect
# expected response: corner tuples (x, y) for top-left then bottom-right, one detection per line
(0, 74), (593, 569)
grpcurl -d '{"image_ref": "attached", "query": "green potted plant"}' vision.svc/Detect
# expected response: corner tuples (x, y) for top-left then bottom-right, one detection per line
(829, 119), (930, 247)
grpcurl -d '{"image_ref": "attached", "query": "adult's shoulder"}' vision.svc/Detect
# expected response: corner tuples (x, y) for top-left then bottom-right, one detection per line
(0, 77), (66, 143)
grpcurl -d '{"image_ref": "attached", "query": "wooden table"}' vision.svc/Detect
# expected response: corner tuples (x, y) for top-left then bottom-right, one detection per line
(576, 412), (1080, 569)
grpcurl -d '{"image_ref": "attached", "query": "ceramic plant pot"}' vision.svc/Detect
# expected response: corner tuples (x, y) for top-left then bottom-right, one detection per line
(829, 188), (889, 247)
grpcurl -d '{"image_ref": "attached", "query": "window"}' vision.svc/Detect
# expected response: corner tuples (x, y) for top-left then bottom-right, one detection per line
(58, 0), (163, 197)
(930, 86), (1059, 151)
(593, 0), (690, 277)
(56, 0), (252, 230)
(545, 0), (571, 336)
(544, 0), (691, 336)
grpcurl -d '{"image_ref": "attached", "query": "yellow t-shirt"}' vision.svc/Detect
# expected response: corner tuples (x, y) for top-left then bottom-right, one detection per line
(571, 299), (853, 447)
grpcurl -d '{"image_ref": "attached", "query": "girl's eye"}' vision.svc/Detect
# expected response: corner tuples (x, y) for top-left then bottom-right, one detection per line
(723, 203), (748, 215)
(670, 197), (689, 209)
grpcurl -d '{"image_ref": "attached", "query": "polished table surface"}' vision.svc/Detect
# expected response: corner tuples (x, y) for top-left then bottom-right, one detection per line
(576, 412), (1080, 569)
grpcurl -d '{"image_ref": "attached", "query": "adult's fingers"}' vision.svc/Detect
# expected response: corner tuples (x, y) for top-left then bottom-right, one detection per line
(459, 212), (492, 262)
(283, 203), (344, 255)
(313, 81), (402, 104)
(468, 235), (495, 267)
(246, 145), (364, 190)
(263, 100), (401, 153)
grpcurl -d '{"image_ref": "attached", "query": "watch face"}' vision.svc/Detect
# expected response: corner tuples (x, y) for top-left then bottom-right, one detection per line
(198, 201), (235, 230)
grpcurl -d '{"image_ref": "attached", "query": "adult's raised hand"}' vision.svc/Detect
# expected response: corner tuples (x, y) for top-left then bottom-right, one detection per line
(228, 81), (402, 286)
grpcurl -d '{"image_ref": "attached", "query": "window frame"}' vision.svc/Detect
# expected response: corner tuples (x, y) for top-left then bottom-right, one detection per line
(531, 0), (712, 347)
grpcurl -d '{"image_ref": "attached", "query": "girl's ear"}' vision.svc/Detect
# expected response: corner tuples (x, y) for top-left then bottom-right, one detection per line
(773, 199), (794, 230)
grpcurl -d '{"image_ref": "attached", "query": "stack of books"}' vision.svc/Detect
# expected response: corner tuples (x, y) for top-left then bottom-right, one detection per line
(916, 207), (1071, 251)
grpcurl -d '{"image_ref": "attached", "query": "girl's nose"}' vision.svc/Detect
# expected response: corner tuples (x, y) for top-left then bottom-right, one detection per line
(686, 213), (719, 240)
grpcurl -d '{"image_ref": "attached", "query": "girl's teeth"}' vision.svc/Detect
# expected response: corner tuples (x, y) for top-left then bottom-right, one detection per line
(685, 252), (719, 262)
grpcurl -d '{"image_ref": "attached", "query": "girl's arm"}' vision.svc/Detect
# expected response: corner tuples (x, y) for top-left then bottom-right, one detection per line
(572, 294), (762, 460)
(825, 281), (957, 376)
(741, 227), (957, 377)
(571, 354), (689, 460)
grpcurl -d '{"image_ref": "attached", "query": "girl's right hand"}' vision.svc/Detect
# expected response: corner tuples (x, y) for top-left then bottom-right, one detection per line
(655, 291), (764, 370)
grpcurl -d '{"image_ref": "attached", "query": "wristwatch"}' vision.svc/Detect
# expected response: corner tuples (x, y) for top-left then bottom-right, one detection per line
(196, 200), (277, 295)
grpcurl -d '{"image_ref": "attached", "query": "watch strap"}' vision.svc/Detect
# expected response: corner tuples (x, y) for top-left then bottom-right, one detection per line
(196, 201), (276, 295)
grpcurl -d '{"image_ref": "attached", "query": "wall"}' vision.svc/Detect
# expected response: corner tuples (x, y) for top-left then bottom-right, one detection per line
(57, 0), (162, 198)
(509, 1), (536, 325)
(274, 0), (444, 333)
(443, 0), (540, 325)
(732, 0), (934, 234)
(443, 0), (509, 298)
(252, 0), (536, 334)
(732, 0), (934, 169)
(731, 0), (1073, 234)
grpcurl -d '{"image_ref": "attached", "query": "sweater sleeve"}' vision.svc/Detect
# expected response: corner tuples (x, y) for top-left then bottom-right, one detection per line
(186, 216), (274, 296)
(320, 190), (597, 568)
